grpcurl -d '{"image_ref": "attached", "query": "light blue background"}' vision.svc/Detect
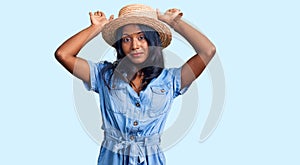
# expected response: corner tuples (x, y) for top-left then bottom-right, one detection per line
(1, 0), (299, 164)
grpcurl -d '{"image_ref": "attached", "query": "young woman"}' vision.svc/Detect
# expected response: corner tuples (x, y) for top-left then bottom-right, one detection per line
(55, 4), (216, 165)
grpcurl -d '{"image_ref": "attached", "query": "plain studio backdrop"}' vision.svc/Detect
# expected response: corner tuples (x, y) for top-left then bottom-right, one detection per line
(0, 0), (299, 164)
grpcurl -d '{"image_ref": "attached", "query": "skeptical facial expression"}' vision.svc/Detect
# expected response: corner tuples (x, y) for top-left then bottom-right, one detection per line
(121, 24), (149, 64)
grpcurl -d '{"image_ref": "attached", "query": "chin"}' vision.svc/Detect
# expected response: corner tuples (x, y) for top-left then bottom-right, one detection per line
(130, 58), (147, 65)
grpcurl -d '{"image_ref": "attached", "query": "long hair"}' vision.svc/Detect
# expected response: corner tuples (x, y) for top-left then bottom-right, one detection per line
(101, 24), (165, 90)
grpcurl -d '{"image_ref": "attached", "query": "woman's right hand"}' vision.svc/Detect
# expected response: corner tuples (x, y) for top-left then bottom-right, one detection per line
(89, 11), (114, 30)
(55, 11), (114, 83)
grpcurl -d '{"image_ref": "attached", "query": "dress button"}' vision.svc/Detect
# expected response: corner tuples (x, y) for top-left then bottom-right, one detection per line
(133, 121), (138, 126)
(130, 135), (134, 140)
(135, 102), (140, 107)
(161, 89), (165, 93)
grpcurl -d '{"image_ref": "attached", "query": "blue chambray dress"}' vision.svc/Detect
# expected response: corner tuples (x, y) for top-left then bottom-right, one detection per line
(84, 61), (189, 165)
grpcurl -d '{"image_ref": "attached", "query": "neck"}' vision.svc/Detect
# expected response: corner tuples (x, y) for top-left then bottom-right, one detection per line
(130, 72), (144, 94)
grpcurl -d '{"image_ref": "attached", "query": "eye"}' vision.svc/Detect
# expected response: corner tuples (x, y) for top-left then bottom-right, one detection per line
(122, 37), (132, 43)
(138, 34), (146, 41)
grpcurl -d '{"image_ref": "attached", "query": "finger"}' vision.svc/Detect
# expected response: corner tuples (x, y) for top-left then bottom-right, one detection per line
(156, 9), (161, 16)
(109, 14), (114, 21)
(156, 9), (165, 20)
(170, 8), (180, 13)
(167, 8), (177, 15)
(99, 11), (105, 17)
(175, 13), (183, 21)
(170, 9), (183, 17)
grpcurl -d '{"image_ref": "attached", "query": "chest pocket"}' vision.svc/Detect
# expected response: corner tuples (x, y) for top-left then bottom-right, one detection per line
(148, 85), (170, 118)
(108, 87), (128, 114)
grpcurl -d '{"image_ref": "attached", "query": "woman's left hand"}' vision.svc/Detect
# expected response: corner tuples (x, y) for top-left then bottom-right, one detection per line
(156, 8), (183, 27)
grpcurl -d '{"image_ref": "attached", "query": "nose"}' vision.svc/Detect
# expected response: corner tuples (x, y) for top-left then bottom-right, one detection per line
(131, 37), (141, 50)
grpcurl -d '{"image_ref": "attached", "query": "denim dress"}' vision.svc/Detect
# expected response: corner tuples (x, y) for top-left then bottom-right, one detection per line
(84, 61), (189, 165)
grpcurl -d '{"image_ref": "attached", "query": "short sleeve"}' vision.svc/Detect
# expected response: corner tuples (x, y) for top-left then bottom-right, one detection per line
(83, 60), (106, 93)
(168, 67), (190, 98)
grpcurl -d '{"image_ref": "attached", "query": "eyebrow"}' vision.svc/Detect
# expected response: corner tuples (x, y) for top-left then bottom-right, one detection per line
(122, 31), (144, 37)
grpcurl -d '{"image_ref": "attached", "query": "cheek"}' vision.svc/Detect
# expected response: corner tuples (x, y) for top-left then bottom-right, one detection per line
(143, 43), (149, 55)
(145, 49), (150, 58)
(121, 44), (130, 54)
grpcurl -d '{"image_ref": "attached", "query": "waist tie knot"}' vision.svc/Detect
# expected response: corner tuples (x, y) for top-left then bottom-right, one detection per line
(104, 131), (161, 164)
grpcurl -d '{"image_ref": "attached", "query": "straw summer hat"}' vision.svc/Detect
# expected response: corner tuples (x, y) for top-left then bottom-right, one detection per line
(102, 4), (172, 48)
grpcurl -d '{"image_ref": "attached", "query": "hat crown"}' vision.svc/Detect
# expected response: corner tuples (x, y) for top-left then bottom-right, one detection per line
(102, 4), (172, 48)
(118, 4), (157, 19)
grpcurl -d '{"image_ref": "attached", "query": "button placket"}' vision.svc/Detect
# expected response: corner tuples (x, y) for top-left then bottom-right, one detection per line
(130, 135), (135, 141)
(135, 102), (140, 107)
(133, 121), (138, 126)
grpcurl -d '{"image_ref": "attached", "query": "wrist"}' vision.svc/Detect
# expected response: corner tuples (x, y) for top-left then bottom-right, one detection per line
(170, 18), (183, 31)
(89, 24), (103, 34)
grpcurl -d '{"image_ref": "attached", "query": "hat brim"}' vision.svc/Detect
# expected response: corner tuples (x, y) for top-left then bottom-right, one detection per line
(102, 16), (172, 48)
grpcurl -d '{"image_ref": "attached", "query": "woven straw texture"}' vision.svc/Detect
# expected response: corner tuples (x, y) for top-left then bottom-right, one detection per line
(102, 4), (172, 48)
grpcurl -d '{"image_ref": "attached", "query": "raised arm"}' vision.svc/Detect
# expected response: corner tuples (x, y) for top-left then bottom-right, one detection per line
(55, 11), (114, 83)
(157, 9), (216, 89)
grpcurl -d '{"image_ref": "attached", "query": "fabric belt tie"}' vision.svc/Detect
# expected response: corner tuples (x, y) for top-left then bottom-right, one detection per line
(104, 132), (161, 164)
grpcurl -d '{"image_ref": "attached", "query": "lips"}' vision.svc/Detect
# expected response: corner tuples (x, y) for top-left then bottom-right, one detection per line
(131, 52), (143, 57)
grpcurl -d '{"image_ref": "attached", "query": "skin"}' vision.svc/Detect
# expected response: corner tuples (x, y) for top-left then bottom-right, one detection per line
(157, 8), (216, 88)
(121, 24), (150, 65)
(55, 8), (216, 93)
(121, 24), (149, 92)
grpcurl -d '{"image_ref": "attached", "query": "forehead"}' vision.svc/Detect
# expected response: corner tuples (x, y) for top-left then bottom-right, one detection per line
(122, 24), (142, 35)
